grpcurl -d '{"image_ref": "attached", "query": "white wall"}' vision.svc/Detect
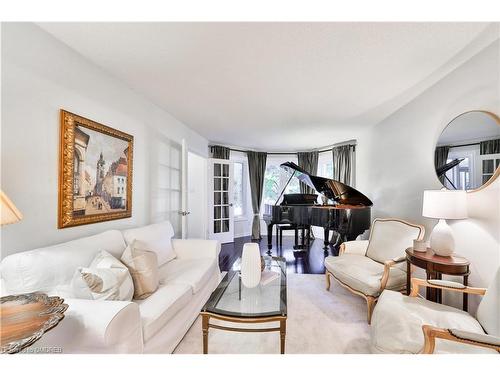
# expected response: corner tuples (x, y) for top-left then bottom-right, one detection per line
(357, 39), (500, 312)
(1, 23), (208, 257)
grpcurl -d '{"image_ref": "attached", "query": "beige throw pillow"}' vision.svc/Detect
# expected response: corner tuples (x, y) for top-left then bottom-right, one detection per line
(121, 239), (159, 300)
(71, 250), (134, 301)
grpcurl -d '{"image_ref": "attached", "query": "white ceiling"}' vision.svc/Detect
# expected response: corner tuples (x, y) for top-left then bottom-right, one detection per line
(38, 22), (490, 151)
(438, 111), (500, 146)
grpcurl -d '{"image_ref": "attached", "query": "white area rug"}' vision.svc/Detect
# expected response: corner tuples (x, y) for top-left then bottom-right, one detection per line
(174, 273), (371, 354)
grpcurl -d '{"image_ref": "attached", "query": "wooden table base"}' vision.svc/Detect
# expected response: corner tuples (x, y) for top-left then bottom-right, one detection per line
(200, 312), (287, 354)
(406, 248), (470, 311)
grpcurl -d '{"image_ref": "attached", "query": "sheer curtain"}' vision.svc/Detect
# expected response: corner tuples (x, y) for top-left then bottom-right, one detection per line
(246, 151), (267, 240)
(297, 151), (319, 194)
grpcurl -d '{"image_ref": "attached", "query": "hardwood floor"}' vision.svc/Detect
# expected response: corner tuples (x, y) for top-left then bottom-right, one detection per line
(219, 235), (339, 274)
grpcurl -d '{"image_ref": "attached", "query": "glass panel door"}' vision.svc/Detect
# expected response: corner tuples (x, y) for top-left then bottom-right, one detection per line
(208, 159), (234, 243)
(150, 135), (182, 237)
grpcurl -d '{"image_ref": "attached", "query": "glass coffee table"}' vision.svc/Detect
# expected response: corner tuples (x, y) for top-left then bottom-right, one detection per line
(200, 255), (287, 354)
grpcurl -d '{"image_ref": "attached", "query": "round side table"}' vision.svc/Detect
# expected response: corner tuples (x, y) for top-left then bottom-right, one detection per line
(405, 248), (470, 311)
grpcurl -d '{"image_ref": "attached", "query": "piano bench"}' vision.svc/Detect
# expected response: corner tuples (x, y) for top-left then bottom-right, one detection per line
(276, 224), (296, 246)
(276, 224), (310, 248)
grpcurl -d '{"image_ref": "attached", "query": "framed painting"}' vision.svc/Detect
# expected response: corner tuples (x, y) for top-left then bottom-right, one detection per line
(58, 110), (133, 228)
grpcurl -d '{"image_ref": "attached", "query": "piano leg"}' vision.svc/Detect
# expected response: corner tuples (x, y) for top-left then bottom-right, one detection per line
(323, 228), (330, 250)
(306, 225), (311, 250)
(267, 223), (274, 255)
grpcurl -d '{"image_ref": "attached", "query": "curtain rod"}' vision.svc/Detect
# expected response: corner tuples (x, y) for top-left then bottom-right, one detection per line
(441, 142), (480, 149)
(212, 141), (356, 155)
(442, 138), (499, 149)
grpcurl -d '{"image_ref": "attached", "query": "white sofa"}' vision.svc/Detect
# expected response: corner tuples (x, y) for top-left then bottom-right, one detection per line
(0, 221), (221, 354)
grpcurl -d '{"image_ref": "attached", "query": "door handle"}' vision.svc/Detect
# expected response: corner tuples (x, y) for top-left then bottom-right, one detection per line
(178, 210), (191, 216)
(229, 203), (233, 207)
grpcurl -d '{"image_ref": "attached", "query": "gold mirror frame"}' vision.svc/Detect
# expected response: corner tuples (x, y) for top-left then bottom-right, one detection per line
(435, 110), (500, 193)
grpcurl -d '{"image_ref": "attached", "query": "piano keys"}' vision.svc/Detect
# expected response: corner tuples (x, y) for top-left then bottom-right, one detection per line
(263, 162), (372, 252)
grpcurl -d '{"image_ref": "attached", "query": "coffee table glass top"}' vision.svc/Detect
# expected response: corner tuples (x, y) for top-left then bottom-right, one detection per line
(202, 256), (287, 318)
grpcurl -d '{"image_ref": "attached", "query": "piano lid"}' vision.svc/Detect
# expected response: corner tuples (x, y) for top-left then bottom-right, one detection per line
(435, 158), (464, 177)
(280, 161), (373, 206)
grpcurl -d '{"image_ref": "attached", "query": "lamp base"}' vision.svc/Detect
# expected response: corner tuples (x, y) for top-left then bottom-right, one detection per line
(429, 219), (455, 257)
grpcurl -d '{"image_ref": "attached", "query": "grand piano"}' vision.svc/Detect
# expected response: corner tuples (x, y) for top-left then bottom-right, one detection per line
(263, 162), (373, 253)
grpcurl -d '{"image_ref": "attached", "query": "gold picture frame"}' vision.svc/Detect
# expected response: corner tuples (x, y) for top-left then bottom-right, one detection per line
(58, 110), (133, 228)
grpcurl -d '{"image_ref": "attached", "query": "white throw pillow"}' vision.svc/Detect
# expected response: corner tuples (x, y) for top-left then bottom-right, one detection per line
(121, 239), (159, 300)
(71, 250), (134, 301)
(122, 221), (176, 266)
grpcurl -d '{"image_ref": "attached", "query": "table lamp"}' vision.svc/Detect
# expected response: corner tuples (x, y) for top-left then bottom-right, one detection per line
(422, 189), (467, 256)
(1, 190), (23, 225)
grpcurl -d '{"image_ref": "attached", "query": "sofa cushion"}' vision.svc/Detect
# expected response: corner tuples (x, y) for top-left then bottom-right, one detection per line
(123, 221), (176, 266)
(371, 290), (496, 354)
(325, 254), (406, 297)
(0, 230), (126, 294)
(71, 250), (134, 301)
(158, 258), (216, 294)
(136, 283), (192, 341)
(476, 267), (500, 337)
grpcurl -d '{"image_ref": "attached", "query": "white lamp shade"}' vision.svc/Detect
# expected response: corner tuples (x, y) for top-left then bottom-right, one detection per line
(1, 190), (23, 225)
(422, 190), (468, 220)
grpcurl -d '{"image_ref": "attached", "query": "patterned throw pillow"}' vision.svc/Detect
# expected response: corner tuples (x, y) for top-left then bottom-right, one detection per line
(71, 250), (134, 301)
(121, 239), (159, 300)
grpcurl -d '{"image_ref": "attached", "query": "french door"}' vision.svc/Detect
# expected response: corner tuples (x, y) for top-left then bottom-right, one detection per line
(208, 159), (234, 243)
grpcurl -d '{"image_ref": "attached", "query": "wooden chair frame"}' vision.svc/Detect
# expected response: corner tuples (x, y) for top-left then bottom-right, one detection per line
(326, 218), (424, 324)
(410, 277), (500, 354)
(325, 258), (407, 324)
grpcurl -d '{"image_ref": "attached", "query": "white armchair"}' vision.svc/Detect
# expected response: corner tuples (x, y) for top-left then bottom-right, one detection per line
(324, 218), (424, 323)
(370, 268), (500, 354)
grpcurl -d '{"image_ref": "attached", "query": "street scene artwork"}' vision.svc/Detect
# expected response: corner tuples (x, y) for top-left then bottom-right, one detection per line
(59, 110), (133, 228)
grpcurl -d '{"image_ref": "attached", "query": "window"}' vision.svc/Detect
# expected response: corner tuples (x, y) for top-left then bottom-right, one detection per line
(480, 154), (500, 184)
(233, 162), (244, 217)
(263, 163), (300, 205)
(318, 161), (333, 178)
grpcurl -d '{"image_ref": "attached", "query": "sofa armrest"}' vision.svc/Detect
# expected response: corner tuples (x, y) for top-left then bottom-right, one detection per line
(31, 298), (143, 354)
(422, 325), (500, 354)
(339, 240), (369, 256)
(172, 239), (221, 260)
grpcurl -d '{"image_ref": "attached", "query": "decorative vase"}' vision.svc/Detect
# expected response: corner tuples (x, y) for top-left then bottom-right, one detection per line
(430, 219), (454, 256)
(241, 243), (262, 288)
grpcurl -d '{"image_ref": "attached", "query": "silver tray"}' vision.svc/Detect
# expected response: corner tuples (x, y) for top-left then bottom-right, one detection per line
(1, 293), (68, 354)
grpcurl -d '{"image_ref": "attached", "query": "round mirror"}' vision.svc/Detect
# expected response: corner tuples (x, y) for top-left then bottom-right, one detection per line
(435, 111), (500, 191)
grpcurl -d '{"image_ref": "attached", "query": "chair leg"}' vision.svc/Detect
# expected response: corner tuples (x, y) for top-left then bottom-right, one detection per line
(325, 271), (331, 291)
(366, 296), (376, 325)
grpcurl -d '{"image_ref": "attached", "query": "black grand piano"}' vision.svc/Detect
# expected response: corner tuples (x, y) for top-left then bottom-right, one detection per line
(263, 162), (373, 253)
